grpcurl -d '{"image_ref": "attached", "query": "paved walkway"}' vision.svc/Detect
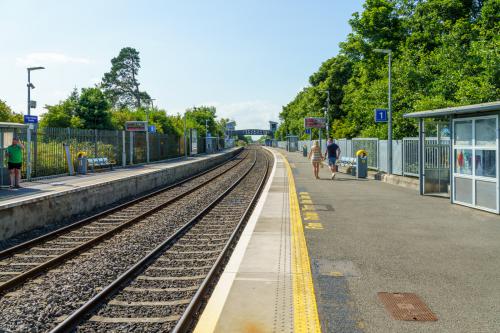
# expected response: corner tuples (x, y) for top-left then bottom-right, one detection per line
(283, 149), (500, 333)
(195, 149), (321, 333)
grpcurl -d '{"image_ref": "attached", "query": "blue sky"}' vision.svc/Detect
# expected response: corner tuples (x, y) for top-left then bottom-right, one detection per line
(0, 0), (364, 129)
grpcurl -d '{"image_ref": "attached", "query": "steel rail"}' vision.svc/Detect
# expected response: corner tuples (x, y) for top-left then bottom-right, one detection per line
(0, 150), (247, 294)
(0, 149), (243, 260)
(49, 149), (261, 333)
(173, 149), (271, 333)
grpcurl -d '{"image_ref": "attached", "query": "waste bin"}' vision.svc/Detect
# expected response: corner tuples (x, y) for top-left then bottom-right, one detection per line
(356, 149), (368, 178)
(77, 156), (88, 175)
(302, 145), (308, 157)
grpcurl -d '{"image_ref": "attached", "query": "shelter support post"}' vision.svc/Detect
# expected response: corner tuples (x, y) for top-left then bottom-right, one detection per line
(418, 118), (424, 195)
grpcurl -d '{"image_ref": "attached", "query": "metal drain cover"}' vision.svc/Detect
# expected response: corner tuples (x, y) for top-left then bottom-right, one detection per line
(378, 292), (438, 321)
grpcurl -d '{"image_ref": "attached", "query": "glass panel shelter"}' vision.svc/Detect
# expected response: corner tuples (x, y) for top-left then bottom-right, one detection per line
(404, 101), (500, 214)
(0, 122), (28, 186)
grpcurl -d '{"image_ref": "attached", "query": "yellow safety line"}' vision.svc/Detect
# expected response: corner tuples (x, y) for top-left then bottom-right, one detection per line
(280, 152), (322, 333)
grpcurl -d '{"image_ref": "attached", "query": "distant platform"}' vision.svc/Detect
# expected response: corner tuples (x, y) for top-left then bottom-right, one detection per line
(0, 148), (241, 242)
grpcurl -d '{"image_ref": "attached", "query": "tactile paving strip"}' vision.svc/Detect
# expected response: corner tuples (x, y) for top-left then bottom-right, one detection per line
(378, 292), (438, 321)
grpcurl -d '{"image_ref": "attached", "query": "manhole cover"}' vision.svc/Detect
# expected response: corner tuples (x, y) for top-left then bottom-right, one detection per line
(377, 292), (437, 321)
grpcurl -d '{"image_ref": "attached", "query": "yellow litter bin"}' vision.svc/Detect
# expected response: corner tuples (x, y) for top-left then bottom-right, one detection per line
(355, 149), (368, 178)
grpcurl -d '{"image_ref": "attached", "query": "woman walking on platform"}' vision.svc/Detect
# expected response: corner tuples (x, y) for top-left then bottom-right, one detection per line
(308, 140), (323, 179)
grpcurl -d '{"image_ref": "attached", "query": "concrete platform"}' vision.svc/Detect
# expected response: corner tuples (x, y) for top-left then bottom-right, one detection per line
(281, 149), (500, 333)
(195, 148), (321, 333)
(196, 147), (500, 333)
(0, 148), (241, 242)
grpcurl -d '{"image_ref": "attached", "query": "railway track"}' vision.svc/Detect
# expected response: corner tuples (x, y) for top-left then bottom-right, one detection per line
(0, 149), (247, 294)
(49, 147), (272, 332)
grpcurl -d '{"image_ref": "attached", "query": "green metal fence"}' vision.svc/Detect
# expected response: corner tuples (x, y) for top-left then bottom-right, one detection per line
(16, 127), (187, 180)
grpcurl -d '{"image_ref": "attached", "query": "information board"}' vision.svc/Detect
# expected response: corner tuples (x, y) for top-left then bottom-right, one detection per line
(190, 129), (198, 155)
(125, 121), (148, 131)
(304, 117), (326, 128)
(24, 115), (38, 124)
(374, 109), (388, 122)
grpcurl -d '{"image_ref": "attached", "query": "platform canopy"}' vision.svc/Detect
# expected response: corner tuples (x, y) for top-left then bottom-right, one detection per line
(403, 101), (500, 119)
(0, 122), (28, 129)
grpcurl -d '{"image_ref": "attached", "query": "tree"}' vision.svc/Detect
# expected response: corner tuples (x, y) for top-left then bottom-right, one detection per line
(40, 89), (82, 128)
(185, 106), (223, 137)
(279, 0), (498, 140)
(75, 88), (112, 129)
(110, 107), (179, 135)
(101, 47), (151, 108)
(0, 100), (23, 123)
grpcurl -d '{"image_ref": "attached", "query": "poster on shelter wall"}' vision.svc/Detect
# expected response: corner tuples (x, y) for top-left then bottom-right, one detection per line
(190, 129), (198, 155)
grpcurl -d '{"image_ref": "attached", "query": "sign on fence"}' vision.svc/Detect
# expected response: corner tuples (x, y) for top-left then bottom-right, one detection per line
(148, 125), (156, 133)
(24, 115), (38, 124)
(304, 117), (326, 128)
(125, 121), (148, 131)
(374, 109), (388, 122)
(305, 128), (311, 134)
(190, 129), (198, 155)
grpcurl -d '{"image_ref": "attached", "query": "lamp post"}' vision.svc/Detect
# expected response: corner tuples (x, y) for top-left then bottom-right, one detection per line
(27, 66), (45, 116)
(374, 48), (393, 174)
(184, 111), (188, 158)
(145, 98), (155, 164)
(321, 90), (330, 140)
(26, 66), (44, 181)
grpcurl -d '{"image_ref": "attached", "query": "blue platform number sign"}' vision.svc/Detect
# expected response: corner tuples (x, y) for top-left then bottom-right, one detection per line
(374, 109), (388, 123)
(148, 125), (156, 133)
(24, 115), (38, 124)
(305, 128), (311, 134)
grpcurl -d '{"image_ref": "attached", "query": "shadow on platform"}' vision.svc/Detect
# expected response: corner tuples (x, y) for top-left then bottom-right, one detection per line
(0, 187), (46, 201)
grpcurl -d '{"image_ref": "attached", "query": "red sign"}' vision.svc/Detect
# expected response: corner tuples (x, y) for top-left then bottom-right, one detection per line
(304, 117), (326, 128)
(125, 121), (148, 131)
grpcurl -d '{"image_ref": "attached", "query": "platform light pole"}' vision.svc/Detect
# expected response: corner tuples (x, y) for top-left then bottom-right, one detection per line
(27, 66), (45, 116)
(26, 66), (45, 181)
(184, 111), (188, 158)
(145, 98), (155, 164)
(321, 90), (330, 140)
(374, 48), (392, 174)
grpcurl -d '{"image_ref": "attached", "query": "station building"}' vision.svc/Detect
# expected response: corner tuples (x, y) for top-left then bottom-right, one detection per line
(404, 101), (499, 214)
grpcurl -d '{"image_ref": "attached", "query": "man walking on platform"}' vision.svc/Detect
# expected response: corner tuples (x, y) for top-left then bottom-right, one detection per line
(324, 138), (340, 180)
(6, 137), (24, 189)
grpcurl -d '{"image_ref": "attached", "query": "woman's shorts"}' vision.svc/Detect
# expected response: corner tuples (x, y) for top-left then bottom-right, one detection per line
(8, 162), (22, 170)
(328, 157), (337, 166)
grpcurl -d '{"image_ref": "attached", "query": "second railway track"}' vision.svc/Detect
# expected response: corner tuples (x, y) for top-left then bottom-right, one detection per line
(0, 148), (272, 333)
(51, 147), (272, 332)
(0, 149), (247, 294)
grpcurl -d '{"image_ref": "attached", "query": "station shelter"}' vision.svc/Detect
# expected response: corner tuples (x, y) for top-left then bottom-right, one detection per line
(0, 122), (28, 186)
(404, 101), (500, 214)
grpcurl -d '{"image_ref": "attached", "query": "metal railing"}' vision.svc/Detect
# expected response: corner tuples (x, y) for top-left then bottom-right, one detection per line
(352, 138), (379, 169)
(403, 138), (419, 176)
(279, 136), (449, 178)
(10, 127), (218, 181)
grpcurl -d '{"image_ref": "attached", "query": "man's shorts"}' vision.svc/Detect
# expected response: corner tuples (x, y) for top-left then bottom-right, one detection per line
(8, 162), (22, 170)
(328, 157), (337, 166)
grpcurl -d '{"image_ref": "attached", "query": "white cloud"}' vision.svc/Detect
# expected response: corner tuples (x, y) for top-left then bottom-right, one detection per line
(16, 52), (91, 67)
(204, 100), (281, 130)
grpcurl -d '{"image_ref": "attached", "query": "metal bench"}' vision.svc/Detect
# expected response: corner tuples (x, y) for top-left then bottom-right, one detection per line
(338, 157), (357, 167)
(87, 157), (115, 172)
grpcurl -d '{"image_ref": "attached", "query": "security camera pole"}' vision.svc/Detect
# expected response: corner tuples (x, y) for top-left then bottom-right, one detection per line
(27, 67), (45, 116)
(26, 66), (44, 181)
(321, 90), (330, 139)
